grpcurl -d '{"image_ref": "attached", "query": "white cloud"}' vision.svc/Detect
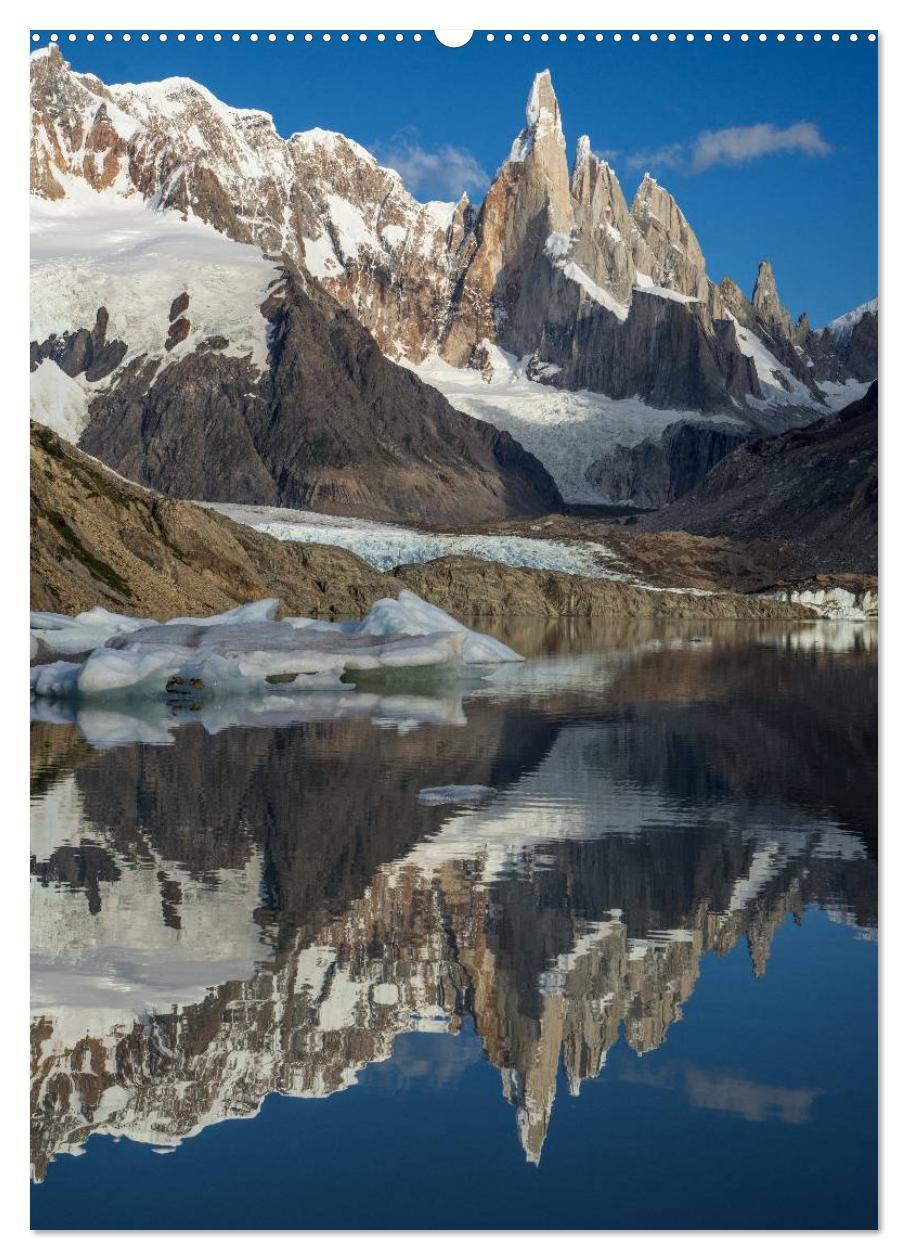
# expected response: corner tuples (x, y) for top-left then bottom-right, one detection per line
(627, 122), (831, 176)
(376, 130), (490, 199)
(691, 122), (832, 171)
(626, 142), (685, 173)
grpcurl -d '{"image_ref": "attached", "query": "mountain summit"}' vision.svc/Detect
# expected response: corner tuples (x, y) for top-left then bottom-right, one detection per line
(30, 50), (876, 510)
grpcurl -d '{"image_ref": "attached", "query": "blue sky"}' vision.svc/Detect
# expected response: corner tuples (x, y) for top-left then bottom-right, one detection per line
(33, 31), (878, 326)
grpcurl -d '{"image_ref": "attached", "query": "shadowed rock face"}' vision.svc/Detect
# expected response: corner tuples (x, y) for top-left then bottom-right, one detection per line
(71, 266), (562, 527)
(588, 421), (748, 507)
(752, 260), (794, 344)
(30, 629), (876, 1177)
(802, 309), (879, 384)
(642, 383), (878, 574)
(30, 306), (127, 382)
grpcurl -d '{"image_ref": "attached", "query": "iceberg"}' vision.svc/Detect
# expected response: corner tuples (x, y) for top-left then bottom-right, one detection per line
(30, 591), (522, 702)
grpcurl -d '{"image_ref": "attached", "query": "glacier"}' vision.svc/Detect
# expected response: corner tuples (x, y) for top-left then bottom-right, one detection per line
(208, 501), (623, 577)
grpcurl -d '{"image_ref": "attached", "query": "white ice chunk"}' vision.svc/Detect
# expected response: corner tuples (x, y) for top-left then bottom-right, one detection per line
(30, 592), (523, 701)
(417, 784), (496, 806)
(167, 598), (280, 626)
(31, 606), (157, 656)
(356, 591), (523, 664)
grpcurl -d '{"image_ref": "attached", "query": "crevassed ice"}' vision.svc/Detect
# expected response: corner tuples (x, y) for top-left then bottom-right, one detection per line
(209, 502), (622, 578)
(30, 591), (523, 701)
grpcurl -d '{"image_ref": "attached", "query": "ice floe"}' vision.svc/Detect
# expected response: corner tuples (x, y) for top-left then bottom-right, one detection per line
(417, 785), (497, 806)
(30, 591), (523, 702)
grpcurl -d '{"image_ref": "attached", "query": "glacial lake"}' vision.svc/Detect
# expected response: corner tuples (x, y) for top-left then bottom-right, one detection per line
(30, 619), (878, 1230)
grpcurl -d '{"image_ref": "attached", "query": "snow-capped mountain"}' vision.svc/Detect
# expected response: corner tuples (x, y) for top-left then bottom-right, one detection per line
(825, 298), (878, 341)
(803, 298), (879, 383)
(29, 47), (561, 526)
(30, 47), (877, 510)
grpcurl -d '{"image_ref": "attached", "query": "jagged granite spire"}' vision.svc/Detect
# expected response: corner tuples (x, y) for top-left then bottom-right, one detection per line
(752, 259), (794, 342)
(508, 69), (566, 164)
(631, 173), (708, 297)
(569, 135), (639, 304)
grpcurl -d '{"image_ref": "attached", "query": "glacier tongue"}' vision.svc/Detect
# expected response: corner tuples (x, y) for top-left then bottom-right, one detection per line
(30, 591), (522, 701)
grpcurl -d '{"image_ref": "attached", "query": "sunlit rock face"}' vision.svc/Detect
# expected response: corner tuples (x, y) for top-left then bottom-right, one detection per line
(31, 48), (872, 418)
(30, 48), (876, 518)
(30, 627), (877, 1179)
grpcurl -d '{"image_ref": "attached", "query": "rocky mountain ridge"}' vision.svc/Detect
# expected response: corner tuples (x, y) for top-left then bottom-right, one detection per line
(643, 382), (878, 574)
(30, 46), (877, 512)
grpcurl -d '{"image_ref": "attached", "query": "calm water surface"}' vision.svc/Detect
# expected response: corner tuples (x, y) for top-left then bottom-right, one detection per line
(30, 619), (878, 1229)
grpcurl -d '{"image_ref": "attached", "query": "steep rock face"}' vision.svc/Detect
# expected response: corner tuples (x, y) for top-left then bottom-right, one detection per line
(440, 71), (576, 365)
(803, 301), (879, 384)
(73, 266), (561, 525)
(642, 383), (878, 573)
(630, 174), (713, 306)
(588, 420), (747, 507)
(568, 138), (640, 304)
(547, 287), (759, 409)
(752, 259), (794, 343)
(719, 269), (822, 398)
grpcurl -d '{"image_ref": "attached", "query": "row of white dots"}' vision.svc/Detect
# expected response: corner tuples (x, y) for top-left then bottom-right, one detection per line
(492, 31), (874, 42)
(32, 31), (878, 44)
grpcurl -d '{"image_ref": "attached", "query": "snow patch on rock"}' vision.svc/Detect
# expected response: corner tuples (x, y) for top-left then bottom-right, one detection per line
(824, 298), (878, 341)
(731, 317), (818, 408)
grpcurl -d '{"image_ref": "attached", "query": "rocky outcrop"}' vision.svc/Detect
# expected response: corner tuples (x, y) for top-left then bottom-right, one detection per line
(630, 174), (713, 305)
(752, 259), (794, 343)
(719, 268), (823, 398)
(396, 555), (808, 621)
(801, 301), (879, 384)
(439, 70), (576, 364)
(642, 383), (878, 574)
(588, 419), (748, 506)
(30, 422), (402, 619)
(30, 306), (127, 382)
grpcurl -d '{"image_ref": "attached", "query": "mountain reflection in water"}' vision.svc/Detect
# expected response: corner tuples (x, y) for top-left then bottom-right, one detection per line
(30, 620), (877, 1227)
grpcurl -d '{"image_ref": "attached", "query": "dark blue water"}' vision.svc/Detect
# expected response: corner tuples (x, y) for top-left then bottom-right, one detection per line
(30, 621), (878, 1229)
